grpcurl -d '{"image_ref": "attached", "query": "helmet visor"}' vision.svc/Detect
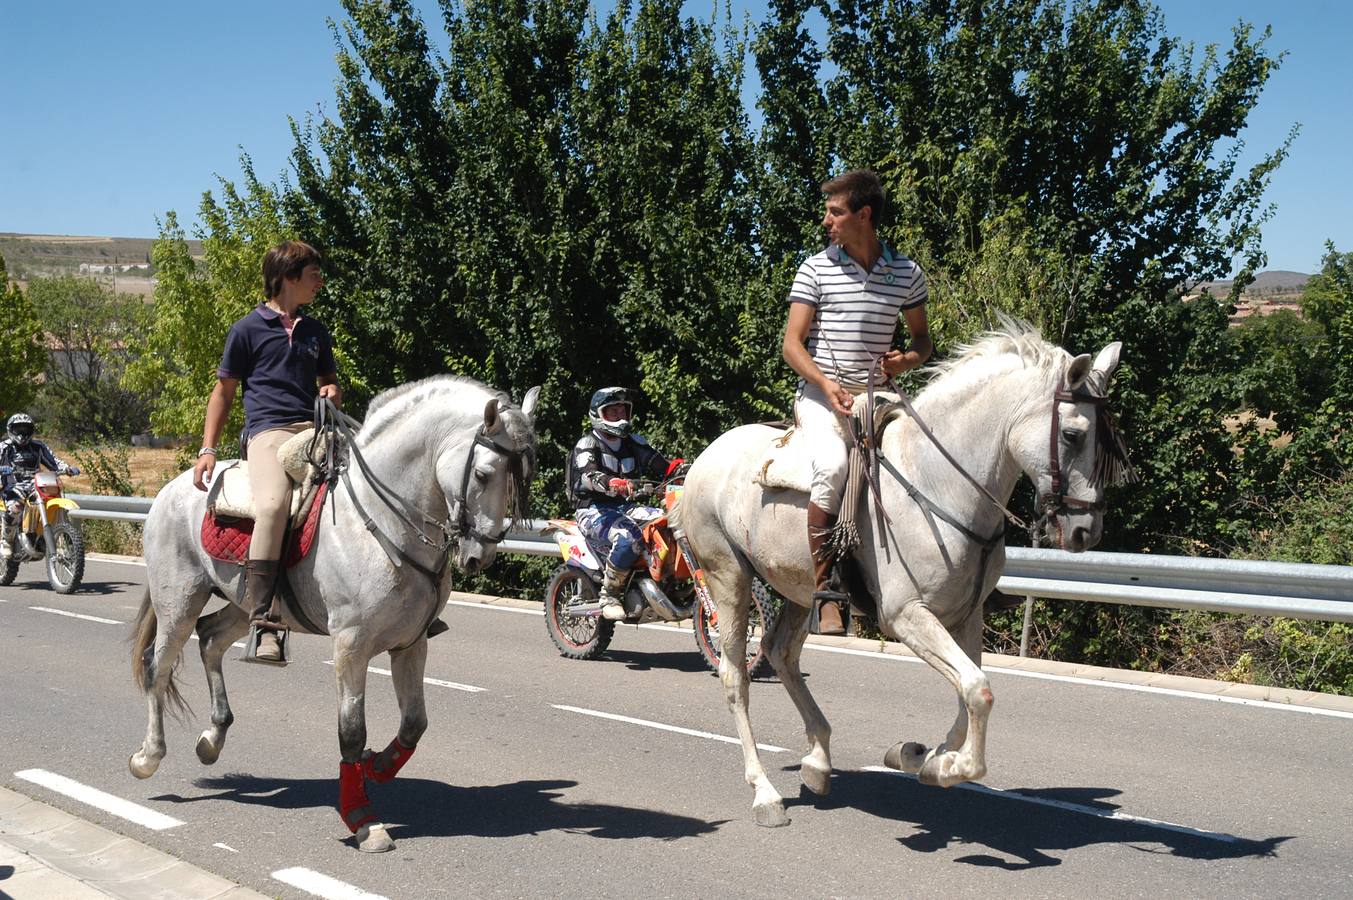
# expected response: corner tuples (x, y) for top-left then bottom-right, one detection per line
(10, 424), (33, 438)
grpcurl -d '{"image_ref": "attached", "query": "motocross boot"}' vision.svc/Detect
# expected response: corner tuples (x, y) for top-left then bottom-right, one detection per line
(807, 503), (848, 636)
(244, 559), (285, 663)
(598, 563), (629, 621)
(0, 516), (11, 560)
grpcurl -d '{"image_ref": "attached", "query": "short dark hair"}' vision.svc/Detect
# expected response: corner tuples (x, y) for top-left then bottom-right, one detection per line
(262, 240), (323, 299)
(821, 169), (886, 226)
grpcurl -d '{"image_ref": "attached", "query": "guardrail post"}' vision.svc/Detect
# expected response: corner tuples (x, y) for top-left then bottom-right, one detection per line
(1019, 595), (1035, 658)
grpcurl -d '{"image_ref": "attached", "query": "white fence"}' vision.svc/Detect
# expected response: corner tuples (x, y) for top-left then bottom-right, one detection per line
(68, 497), (1353, 625)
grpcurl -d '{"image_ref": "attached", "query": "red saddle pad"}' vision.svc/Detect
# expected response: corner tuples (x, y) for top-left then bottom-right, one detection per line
(201, 483), (329, 568)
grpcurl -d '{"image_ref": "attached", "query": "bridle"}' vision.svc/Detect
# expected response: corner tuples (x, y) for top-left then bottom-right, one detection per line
(312, 398), (533, 582)
(1037, 380), (1133, 534)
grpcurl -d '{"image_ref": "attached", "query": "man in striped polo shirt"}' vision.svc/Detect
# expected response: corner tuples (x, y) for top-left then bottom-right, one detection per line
(782, 169), (932, 634)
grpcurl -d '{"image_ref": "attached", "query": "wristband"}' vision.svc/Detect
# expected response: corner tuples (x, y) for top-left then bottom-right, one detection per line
(197, 447), (218, 458)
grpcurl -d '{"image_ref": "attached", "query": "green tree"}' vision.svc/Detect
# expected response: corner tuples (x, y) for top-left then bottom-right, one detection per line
(0, 255), (46, 418)
(25, 274), (152, 441)
(125, 170), (290, 443)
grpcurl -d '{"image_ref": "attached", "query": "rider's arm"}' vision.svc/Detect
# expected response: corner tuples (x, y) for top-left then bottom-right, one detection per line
(35, 442), (65, 473)
(193, 378), (238, 491)
(882, 304), (933, 375)
(783, 302), (853, 415)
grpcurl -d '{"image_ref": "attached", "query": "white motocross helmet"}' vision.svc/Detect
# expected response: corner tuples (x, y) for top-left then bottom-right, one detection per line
(588, 387), (634, 438)
(5, 413), (34, 447)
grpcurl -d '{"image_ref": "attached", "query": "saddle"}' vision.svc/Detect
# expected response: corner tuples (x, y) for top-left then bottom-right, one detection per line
(752, 393), (904, 494)
(200, 428), (334, 569)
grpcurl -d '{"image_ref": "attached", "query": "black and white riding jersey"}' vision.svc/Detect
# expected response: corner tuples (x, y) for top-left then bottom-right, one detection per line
(0, 438), (68, 494)
(567, 430), (670, 509)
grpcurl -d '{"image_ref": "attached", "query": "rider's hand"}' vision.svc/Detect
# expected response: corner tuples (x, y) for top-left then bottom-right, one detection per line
(664, 458), (686, 477)
(192, 453), (216, 492)
(822, 380), (854, 416)
(319, 382), (343, 409)
(881, 348), (915, 376)
(63, 465), (80, 477)
(607, 477), (634, 499)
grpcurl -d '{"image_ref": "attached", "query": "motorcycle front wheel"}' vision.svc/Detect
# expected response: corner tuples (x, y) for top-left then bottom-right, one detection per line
(45, 522), (84, 594)
(544, 565), (614, 660)
(693, 578), (777, 679)
(0, 558), (17, 586)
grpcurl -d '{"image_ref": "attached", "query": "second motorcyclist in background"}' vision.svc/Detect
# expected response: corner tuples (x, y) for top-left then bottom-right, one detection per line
(0, 413), (80, 560)
(568, 387), (681, 620)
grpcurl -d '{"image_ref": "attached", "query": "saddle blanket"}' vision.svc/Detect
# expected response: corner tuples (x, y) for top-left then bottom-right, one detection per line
(202, 482), (329, 568)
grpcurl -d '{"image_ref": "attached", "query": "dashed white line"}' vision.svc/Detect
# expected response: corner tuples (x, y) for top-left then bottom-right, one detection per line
(213, 842), (239, 852)
(14, 769), (184, 831)
(445, 598), (540, 615)
(29, 606), (123, 625)
(272, 866), (390, 900)
(862, 766), (1243, 843)
(322, 660), (486, 693)
(553, 704), (789, 753)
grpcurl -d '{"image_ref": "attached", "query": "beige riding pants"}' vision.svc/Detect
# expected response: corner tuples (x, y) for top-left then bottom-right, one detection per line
(246, 422), (309, 561)
(793, 381), (864, 514)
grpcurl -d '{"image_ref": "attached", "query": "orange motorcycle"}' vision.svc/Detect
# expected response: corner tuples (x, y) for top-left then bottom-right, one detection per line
(542, 477), (776, 677)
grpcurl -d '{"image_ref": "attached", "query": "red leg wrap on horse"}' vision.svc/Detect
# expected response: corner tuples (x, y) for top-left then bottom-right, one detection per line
(363, 738), (416, 784)
(338, 761), (378, 834)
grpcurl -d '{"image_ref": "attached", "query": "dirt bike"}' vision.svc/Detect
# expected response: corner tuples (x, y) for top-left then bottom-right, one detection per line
(0, 467), (85, 593)
(543, 476), (777, 677)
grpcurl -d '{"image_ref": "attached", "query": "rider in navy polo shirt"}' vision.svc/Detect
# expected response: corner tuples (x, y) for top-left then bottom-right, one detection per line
(192, 240), (341, 663)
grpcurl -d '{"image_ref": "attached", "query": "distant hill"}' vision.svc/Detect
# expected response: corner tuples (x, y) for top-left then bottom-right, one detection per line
(1193, 270), (1310, 296)
(0, 232), (203, 280)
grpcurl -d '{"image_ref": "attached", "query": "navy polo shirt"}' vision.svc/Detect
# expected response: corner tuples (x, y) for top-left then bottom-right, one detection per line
(217, 303), (337, 438)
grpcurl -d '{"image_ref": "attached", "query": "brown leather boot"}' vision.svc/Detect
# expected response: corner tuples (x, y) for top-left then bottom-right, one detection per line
(807, 503), (847, 635)
(244, 559), (284, 662)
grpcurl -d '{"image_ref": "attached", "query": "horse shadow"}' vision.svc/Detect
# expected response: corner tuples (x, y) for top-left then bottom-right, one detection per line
(153, 773), (724, 845)
(601, 648), (713, 674)
(784, 768), (1290, 869)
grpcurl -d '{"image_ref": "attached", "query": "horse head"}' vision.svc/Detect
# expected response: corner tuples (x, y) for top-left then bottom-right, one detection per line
(1008, 341), (1128, 552)
(450, 385), (540, 574)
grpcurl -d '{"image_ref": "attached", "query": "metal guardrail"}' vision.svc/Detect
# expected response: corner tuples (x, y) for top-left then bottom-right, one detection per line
(65, 499), (1353, 624)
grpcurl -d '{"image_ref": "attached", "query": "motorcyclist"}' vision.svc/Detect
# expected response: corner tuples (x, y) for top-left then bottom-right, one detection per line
(568, 387), (682, 620)
(0, 413), (80, 560)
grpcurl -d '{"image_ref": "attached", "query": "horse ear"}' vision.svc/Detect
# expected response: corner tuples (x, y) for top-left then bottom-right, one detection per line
(483, 398), (500, 431)
(1066, 353), (1093, 391)
(521, 385), (541, 422)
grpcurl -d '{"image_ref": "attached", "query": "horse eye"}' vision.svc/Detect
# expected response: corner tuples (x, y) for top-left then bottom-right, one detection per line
(473, 465), (492, 483)
(1062, 428), (1084, 446)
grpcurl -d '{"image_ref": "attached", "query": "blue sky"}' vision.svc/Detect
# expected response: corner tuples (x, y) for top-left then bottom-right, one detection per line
(2, 1), (1348, 275)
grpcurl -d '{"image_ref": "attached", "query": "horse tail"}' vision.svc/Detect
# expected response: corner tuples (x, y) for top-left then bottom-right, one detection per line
(129, 586), (187, 716)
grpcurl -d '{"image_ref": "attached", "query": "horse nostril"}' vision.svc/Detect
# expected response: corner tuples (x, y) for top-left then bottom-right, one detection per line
(463, 558), (479, 575)
(1071, 526), (1088, 551)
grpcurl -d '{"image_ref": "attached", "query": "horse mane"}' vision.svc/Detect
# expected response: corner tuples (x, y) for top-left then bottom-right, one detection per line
(919, 319), (1069, 408)
(360, 375), (529, 444)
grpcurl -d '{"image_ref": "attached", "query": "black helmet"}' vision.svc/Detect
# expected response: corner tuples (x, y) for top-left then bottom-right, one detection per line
(588, 387), (634, 438)
(6, 413), (34, 446)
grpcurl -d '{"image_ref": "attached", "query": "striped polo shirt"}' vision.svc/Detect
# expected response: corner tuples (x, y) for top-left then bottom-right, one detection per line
(788, 242), (927, 387)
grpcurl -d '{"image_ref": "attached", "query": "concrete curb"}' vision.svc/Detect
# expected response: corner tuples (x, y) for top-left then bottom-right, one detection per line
(0, 786), (268, 899)
(447, 590), (1353, 713)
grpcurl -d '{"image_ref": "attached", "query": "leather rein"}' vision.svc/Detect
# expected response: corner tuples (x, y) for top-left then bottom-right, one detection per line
(311, 398), (532, 584)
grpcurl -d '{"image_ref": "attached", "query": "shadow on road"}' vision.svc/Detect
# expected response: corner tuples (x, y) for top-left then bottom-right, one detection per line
(0, 576), (137, 596)
(784, 769), (1290, 869)
(156, 773), (725, 843)
(599, 648), (714, 674)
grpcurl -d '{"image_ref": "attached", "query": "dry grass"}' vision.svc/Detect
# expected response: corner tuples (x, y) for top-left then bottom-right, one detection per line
(48, 444), (183, 497)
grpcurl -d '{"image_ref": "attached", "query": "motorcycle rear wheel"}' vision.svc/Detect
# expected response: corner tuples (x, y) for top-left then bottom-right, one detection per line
(544, 565), (614, 660)
(45, 522), (84, 594)
(693, 578), (776, 679)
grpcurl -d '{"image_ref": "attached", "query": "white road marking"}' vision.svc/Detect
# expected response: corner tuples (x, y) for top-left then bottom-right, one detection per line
(553, 704), (789, 753)
(862, 766), (1244, 843)
(85, 560), (1353, 720)
(213, 842), (238, 852)
(445, 598), (540, 615)
(14, 769), (184, 831)
(322, 660), (486, 693)
(272, 866), (389, 900)
(29, 606), (123, 625)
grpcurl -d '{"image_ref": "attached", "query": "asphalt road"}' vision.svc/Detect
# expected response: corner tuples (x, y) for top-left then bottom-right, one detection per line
(2, 557), (1351, 899)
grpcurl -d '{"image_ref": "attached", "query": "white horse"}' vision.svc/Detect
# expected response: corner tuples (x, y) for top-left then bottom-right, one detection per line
(129, 376), (539, 852)
(676, 325), (1126, 826)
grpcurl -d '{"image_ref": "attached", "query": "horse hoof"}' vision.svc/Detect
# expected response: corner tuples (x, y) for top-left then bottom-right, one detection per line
(800, 760), (831, 796)
(753, 802), (790, 828)
(195, 733), (222, 765)
(128, 752), (159, 780)
(884, 741), (926, 774)
(357, 823), (395, 853)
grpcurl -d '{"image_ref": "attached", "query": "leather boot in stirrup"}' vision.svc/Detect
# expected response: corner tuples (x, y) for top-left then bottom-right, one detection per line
(243, 559), (287, 664)
(807, 503), (848, 635)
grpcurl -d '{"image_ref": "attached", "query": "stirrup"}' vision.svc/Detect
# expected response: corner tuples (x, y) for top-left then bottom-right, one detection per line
(242, 623), (290, 666)
(809, 595), (849, 636)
